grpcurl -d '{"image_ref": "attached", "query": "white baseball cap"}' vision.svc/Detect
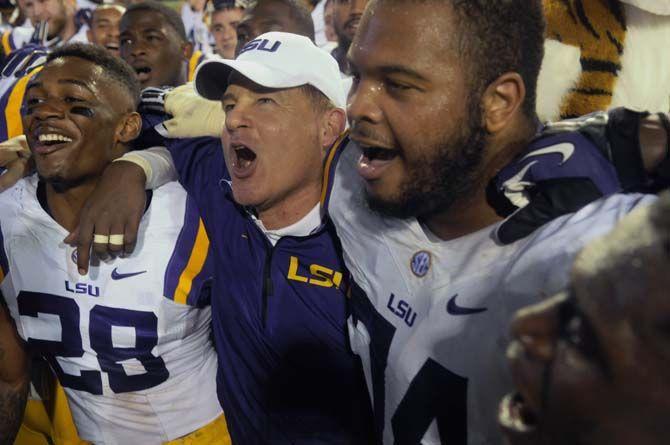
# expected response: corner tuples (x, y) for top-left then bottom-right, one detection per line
(194, 32), (346, 109)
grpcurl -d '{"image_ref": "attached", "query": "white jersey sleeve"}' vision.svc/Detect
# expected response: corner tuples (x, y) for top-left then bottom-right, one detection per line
(0, 176), (221, 445)
(326, 139), (656, 445)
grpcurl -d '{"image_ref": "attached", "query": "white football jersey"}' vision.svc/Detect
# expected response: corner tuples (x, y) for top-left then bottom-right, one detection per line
(327, 141), (655, 444)
(0, 176), (222, 444)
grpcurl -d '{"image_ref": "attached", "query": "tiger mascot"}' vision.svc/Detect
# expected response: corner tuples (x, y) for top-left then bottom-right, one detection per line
(537, 0), (670, 121)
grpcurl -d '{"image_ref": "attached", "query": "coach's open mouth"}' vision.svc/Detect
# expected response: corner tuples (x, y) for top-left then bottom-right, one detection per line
(357, 144), (399, 181)
(231, 144), (257, 179)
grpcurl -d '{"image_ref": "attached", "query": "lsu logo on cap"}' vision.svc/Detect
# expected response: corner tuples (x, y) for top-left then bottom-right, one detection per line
(410, 251), (431, 278)
(239, 38), (282, 55)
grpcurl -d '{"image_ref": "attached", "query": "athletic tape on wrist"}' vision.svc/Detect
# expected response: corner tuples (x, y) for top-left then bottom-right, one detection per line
(112, 153), (152, 186)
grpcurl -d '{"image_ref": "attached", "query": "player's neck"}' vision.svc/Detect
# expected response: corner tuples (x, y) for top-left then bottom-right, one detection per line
(425, 125), (536, 241)
(423, 186), (502, 241)
(46, 180), (98, 232)
(256, 180), (321, 231)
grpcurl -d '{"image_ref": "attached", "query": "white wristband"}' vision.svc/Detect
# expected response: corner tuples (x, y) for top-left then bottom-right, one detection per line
(113, 153), (153, 188)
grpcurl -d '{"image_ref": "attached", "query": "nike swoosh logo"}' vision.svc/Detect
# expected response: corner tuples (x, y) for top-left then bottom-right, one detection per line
(446, 294), (487, 316)
(520, 142), (575, 165)
(111, 268), (147, 280)
(500, 160), (538, 209)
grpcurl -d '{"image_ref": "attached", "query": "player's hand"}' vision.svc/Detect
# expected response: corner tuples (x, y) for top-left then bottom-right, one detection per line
(64, 161), (147, 275)
(487, 130), (622, 244)
(161, 82), (225, 138)
(0, 135), (32, 192)
(542, 108), (670, 189)
(489, 108), (670, 244)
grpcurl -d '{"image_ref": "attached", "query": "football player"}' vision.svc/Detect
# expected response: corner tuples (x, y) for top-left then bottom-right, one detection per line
(86, 4), (125, 56)
(501, 191), (670, 445)
(1, 0), (88, 59)
(104, 16), (668, 445)
(329, 0), (366, 74)
(327, 1), (667, 443)
(234, 0), (314, 54)
(119, 1), (205, 89)
(72, 32), (375, 444)
(0, 2), (123, 144)
(0, 43), (228, 444)
(40, 4), (670, 445)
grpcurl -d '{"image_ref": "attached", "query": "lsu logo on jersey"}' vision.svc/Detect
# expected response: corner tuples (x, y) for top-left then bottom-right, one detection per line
(386, 293), (417, 327)
(65, 280), (100, 297)
(286, 256), (343, 289)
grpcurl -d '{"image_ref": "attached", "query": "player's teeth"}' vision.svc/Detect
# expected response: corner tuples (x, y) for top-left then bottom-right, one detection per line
(38, 134), (73, 143)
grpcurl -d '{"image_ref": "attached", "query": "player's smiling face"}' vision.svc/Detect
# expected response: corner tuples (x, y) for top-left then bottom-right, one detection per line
(88, 6), (125, 55)
(347, 0), (487, 219)
(501, 202), (670, 445)
(220, 74), (325, 212)
(22, 57), (132, 189)
(119, 10), (189, 88)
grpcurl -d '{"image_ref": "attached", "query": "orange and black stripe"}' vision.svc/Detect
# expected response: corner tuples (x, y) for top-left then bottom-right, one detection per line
(2, 66), (43, 140)
(188, 51), (205, 82)
(164, 197), (213, 306)
(544, 0), (627, 118)
(1, 31), (14, 57)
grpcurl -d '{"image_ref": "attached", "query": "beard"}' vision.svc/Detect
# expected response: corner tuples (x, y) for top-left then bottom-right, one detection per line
(365, 100), (488, 220)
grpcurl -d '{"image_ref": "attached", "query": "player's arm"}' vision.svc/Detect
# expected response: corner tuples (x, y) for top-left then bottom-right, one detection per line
(0, 45), (49, 192)
(0, 293), (29, 445)
(542, 108), (669, 188)
(67, 86), (226, 275)
(0, 135), (32, 192)
(489, 108), (669, 243)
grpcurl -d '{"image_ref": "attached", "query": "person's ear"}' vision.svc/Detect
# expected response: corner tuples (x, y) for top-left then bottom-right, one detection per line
(86, 27), (93, 42)
(182, 40), (194, 61)
(116, 111), (142, 145)
(481, 72), (526, 134)
(319, 107), (347, 154)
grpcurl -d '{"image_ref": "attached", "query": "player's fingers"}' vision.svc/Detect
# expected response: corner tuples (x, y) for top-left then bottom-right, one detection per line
(108, 221), (125, 254)
(64, 226), (78, 246)
(0, 148), (19, 166)
(0, 159), (24, 192)
(162, 118), (182, 137)
(76, 214), (95, 275)
(91, 222), (111, 261)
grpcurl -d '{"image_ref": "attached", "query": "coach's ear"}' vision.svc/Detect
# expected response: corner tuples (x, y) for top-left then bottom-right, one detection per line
(319, 107), (347, 154)
(117, 111), (142, 144)
(482, 72), (526, 134)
